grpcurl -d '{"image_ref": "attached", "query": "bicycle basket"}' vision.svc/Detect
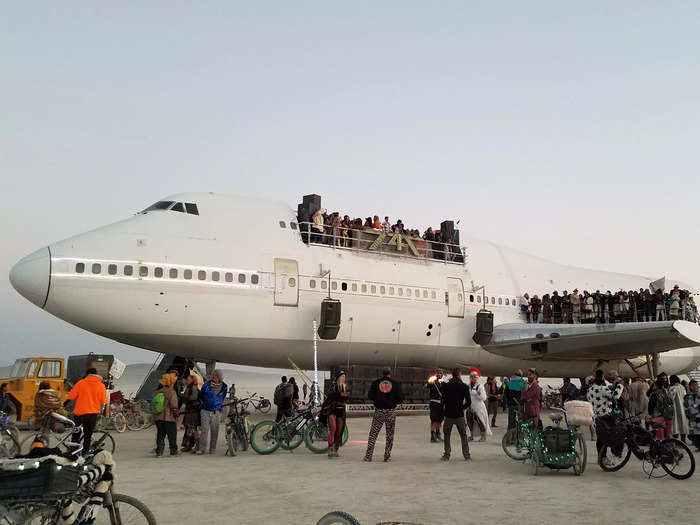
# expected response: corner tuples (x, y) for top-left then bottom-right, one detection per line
(595, 414), (626, 451)
(629, 425), (652, 447)
(0, 458), (81, 501)
(541, 427), (575, 454)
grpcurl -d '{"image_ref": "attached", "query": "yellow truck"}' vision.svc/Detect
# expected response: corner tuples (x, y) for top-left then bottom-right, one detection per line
(0, 354), (114, 422)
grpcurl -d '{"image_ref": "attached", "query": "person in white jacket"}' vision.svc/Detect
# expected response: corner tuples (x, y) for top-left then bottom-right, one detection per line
(466, 370), (492, 442)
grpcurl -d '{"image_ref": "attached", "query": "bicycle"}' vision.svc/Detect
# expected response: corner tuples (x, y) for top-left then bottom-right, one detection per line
(526, 408), (584, 476)
(223, 398), (251, 456)
(0, 412), (20, 459)
(244, 392), (272, 414)
(0, 417), (155, 524)
(250, 405), (348, 455)
(501, 402), (534, 460)
(549, 408), (587, 473)
(98, 412), (127, 434)
(123, 398), (148, 431)
(21, 413), (116, 456)
(597, 413), (695, 479)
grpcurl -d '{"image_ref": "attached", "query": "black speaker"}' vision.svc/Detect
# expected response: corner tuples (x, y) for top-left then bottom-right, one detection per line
(303, 194), (321, 215)
(318, 298), (341, 339)
(472, 309), (494, 345)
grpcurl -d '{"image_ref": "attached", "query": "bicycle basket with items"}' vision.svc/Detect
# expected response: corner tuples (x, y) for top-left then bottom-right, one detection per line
(0, 456), (82, 501)
(595, 414), (627, 456)
(564, 400), (594, 427)
(534, 427), (578, 469)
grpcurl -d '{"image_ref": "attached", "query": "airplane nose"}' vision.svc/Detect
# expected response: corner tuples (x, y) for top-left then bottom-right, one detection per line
(9, 247), (51, 308)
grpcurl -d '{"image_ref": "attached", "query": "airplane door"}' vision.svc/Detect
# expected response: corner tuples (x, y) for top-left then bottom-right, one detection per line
(274, 258), (299, 306)
(447, 277), (465, 318)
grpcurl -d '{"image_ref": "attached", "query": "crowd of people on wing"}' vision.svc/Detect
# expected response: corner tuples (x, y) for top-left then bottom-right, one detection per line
(307, 209), (463, 261)
(520, 285), (698, 324)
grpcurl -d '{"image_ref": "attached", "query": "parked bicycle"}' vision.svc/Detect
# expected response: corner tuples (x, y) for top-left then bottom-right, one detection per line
(123, 398), (149, 431)
(0, 414), (155, 524)
(250, 405), (348, 455)
(244, 392), (272, 414)
(526, 408), (584, 476)
(597, 413), (695, 479)
(0, 412), (20, 459)
(21, 412), (116, 456)
(543, 385), (562, 409)
(223, 398), (251, 456)
(501, 402), (534, 460)
(98, 412), (127, 434)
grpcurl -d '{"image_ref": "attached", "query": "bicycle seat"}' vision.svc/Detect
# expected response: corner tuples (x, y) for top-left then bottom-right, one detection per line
(50, 412), (75, 426)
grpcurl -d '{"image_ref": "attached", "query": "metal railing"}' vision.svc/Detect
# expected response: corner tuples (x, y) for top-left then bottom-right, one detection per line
(298, 222), (467, 265)
(521, 304), (698, 324)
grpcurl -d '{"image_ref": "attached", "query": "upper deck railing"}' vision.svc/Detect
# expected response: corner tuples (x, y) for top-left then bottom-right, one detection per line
(298, 222), (467, 266)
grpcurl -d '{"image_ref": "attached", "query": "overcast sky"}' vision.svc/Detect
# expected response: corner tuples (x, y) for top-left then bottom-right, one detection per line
(1, 2), (699, 365)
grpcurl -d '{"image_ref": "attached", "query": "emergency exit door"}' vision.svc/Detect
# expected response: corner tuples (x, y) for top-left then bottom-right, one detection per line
(447, 277), (465, 318)
(274, 258), (299, 306)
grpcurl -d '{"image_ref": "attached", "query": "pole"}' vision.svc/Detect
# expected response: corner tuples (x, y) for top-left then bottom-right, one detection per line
(313, 318), (319, 406)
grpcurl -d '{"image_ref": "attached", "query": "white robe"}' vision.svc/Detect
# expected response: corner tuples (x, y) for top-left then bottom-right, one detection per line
(670, 384), (689, 435)
(469, 382), (492, 436)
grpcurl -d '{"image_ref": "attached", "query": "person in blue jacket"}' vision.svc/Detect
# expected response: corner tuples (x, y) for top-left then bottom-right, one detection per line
(197, 370), (228, 455)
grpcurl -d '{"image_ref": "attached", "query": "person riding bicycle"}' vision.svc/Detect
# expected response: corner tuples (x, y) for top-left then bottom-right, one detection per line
(65, 367), (107, 453)
(33, 381), (64, 438)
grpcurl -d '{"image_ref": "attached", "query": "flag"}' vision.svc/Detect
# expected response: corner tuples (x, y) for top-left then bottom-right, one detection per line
(649, 277), (665, 292)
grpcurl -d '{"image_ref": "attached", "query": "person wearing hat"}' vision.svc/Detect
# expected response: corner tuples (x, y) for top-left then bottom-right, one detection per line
(426, 370), (445, 443)
(467, 370), (491, 442)
(520, 368), (542, 429)
(364, 367), (403, 462)
(154, 373), (180, 457)
(322, 370), (350, 458)
(180, 372), (201, 453)
(440, 368), (471, 461)
(503, 369), (525, 429)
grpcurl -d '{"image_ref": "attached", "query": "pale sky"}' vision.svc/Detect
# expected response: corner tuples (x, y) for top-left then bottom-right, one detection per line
(1, 2), (699, 364)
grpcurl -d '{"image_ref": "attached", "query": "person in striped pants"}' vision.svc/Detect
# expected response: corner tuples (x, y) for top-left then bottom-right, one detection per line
(364, 367), (403, 462)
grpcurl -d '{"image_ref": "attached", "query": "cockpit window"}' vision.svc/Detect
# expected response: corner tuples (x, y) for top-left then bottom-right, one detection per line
(142, 201), (175, 213)
(185, 203), (199, 215)
(171, 202), (185, 213)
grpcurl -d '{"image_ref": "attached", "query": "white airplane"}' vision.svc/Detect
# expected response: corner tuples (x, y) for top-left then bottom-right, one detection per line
(9, 192), (700, 379)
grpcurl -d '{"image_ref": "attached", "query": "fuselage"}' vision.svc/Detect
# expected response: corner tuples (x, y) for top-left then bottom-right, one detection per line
(9, 193), (700, 378)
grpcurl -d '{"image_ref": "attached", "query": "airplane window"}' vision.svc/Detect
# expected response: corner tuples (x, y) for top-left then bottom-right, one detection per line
(198, 270), (206, 280)
(170, 269), (178, 278)
(154, 267), (163, 278)
(279, 221), (286, 228)
(92, 263), (101, 274)
(431, 291), (436, 299)
(407, 289), (412, 297)
(331, 281), (337, 290)
(124, 265), (133, 276)
(310, 279), (316, 289)
(185, 203), (199, 215)
(76, 263), (85, 273)
(290, 222), (298, 230)
(469, 294), (474, 302)
(389, 287), (395, 295)
(225, 272), (233, 282)
(108, 264), (117, 275)
(212, 271), (220, 282)
(238, 274), (246, 283)
(371, 285), (377, 294)
(139, 266), (148, 277)
(352, 283), (358, 292)
(251, 275), (259, 285)
(505, 298), (509, 305)
(415, 289), (420, 297)
(380, 286), (386, 295)
(513, 298), (517, 306)
(398, 288), (404, 296)
(171, 202), (185, 213)
(498, 297), (502, 305)
(423, 290), (428, 298)
(491, 297), (495, 304)
(361, 284), (367, 293)
(184, 269), (192, 280)
(321, 281), (327, 290)
(142, 201), (175, 213)
(289, 277), (296, 287)
(342, 282), (348, 291)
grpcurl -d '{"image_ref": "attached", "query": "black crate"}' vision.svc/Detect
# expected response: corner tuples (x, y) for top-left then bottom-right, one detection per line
(0, 461), (81, 501)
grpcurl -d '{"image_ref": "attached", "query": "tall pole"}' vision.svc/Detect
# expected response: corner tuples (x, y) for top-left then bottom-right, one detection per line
(313, 318), (319, 406)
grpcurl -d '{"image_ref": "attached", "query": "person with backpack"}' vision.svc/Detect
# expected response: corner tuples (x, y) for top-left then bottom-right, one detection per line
(274, 376), (294, 423)
(198, 370), (228, 455)
(153, 373), (180, 457)
(648, 373), (674, 440)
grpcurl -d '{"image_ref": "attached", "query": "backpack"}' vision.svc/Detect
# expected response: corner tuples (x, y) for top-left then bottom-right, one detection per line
(658, 390), (674, 420)
(273, 384), (286, 405)
(151, 392), (165, 415)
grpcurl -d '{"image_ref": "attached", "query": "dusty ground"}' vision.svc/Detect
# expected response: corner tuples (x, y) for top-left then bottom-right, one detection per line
(77, 413), (698, 525)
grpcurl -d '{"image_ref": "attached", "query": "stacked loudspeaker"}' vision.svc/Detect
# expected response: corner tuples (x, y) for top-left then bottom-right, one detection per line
(297, 194), (321, 244)
(318, 298), (341, 340)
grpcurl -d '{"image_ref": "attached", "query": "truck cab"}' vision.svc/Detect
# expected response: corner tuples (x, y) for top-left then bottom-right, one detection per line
(0, 357), (68, 421)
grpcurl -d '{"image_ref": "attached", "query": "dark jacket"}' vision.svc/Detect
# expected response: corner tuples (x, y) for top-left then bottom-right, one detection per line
(504, 376), (525, 407)
(0, 394), (14, 415)
(199, 380), (228, 412)
(441, 377), (471, 419)
(367, 376), (403, 409)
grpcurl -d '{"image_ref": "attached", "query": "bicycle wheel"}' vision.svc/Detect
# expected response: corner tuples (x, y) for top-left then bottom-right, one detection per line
(23, 505), (58, 524)
(250, 421), (281, 455)
(113, 413), (127, 433)
(92, 431), (116, 455)
(280, 421), (304, 450)
(236, 422), (249, 452)
(225, 428), (238, 457)
(0, 430), (20, 458)
(573, 451), (583, 476)
(659, 438), (695, 480)
(258, 399), (271, 414)
(304, 421), (330, 454)
(316, 511), (361, 525)
(574, 433), (587, 473)
(126, 411), (146, 431)
(502, 427), (530, 460)
(94, 493), (156, 525)
(598, 442), (631, 472)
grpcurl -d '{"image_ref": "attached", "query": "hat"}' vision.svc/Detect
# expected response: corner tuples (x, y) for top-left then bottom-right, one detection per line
(159, 373), (175, 387)
(335, 370), (346, 380)
(382, 366), (392, 376)
(469, 367), (481, 377)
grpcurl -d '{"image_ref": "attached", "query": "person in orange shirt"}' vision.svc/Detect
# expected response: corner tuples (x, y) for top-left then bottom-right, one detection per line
(65, 367), (107, 453)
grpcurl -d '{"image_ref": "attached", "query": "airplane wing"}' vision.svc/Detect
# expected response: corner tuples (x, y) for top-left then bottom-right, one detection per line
(481, 320), (700, 361)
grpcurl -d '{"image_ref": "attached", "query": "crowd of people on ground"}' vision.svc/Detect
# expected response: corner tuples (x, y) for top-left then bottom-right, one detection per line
(305, 209), (463, 261)
(520, 285), (698, 324)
